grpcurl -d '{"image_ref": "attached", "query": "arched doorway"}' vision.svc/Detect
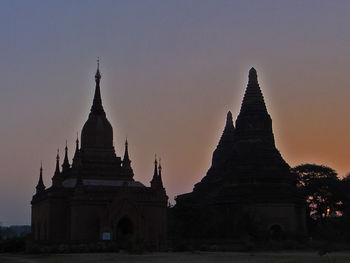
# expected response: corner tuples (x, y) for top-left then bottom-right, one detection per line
(115, 216), (134, 249)
(117, 217), (133, 237)
(269, 224), (283, 240)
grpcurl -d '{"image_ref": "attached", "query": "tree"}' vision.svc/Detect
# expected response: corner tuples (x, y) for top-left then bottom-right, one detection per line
(339, 173), (350, 218)
(291, 164), (342, 220)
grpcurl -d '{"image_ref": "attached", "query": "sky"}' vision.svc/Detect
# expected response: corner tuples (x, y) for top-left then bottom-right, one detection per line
(0, 0), (350, 225)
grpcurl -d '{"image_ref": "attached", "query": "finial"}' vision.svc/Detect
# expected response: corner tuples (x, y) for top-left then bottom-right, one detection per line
(54, 148), (61, 176)
(95, 57), (101, 80)
(125, 137), (128, 146)
(36, 161), (45, 193)
(158, 157), (162, 177)
(248, 67), (258, 83)
(153, 154), (158, 177)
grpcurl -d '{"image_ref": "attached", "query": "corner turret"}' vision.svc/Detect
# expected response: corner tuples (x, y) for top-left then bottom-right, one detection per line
(72, 134), (80, 168)
(122, 138), (134, 178)
(35, 163), (45, 194)
(52, 149), (62, 187)
(62, 141), (70, 172)
(151, 156), (164, 189)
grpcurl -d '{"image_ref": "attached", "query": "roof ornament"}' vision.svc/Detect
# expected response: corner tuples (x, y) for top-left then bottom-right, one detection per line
(153, 154), (158, 177)
(95, 57), (101, 80)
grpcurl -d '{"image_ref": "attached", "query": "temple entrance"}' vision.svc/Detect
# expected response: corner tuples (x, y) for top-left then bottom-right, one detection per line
(115, 217), (134, 249)
(117, 217), (133, 236)
(269, 224), (283, 240)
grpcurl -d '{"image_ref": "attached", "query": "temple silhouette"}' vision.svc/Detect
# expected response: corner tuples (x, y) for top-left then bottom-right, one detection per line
(31, 63), (168, 250)
(174, 68), (306, 241)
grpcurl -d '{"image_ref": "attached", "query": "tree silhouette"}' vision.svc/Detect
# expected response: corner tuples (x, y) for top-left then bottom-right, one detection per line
(291, 164), (342, 220)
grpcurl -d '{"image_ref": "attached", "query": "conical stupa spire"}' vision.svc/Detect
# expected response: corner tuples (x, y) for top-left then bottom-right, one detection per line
(217, 111), (235, 147)
(36, 163), (45, 193)
(90, 57), (105, 116)
(239, 67), (267, 116)
(235, 67), (275, 146)
(62, 140), (70, 172)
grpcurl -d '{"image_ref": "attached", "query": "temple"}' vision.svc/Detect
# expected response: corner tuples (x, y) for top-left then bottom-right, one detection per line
(31, 63), (168, 250)
(175, 68), (306, 240)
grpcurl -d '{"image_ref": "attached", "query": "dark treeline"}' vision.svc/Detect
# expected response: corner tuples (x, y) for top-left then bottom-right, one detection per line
(291, 164), (350, 241)
(0, 225), (30, 252)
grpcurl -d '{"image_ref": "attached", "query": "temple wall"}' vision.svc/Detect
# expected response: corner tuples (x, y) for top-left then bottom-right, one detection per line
(254, 203), (306, 236)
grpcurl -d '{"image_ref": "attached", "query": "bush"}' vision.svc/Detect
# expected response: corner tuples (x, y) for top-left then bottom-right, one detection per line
(0, 237), (26, 253)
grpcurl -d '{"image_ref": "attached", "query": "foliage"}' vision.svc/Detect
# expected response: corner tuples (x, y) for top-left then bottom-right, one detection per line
(291, 164), (342, 220)
(0, 236), (26, 253)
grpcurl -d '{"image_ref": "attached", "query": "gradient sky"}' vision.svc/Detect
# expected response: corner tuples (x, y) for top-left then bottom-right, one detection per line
(1, 1), (350, 225)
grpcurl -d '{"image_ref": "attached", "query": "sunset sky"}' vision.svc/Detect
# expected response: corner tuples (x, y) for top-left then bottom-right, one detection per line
(1, 1), (350, 225)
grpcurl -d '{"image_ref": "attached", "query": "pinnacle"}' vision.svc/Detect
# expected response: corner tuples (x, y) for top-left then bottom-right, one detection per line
(238, 68), (267, 116)
(226, 111), (234, 128)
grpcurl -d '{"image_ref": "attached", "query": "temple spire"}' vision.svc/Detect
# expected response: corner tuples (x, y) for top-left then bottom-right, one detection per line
(153, 155), (158, 177)
(158, 158), (162, 177)
(123, 138), (130, 163)
(72, 133), (80, 167)
(238, 67), (267, 116)
(217, 111), (235, 147)
(36, 163), (45, 194)
(122, 138), (134, 178)
(54, 149), (60, 176)
(235, 67), (275, 146)
(158, 158), (164, 188)
(223, 111), (234, 134)
(90, 58), (105, 116)
(151, 156), (164, 189)
(62, 140), (70, 172)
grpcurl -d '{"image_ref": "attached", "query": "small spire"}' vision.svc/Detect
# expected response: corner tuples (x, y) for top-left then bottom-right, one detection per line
(151, 156), (164, 189)
(226, 111), (234, 129)
(123, 138), (130, 162)
(122, 138), (134, 178)
(54, 149), (60, 175)
(158, 158), (162, 177)
(91, 58), (105, 116)
(153, 155), (158, 177)
(95, 57), (101, 81)
(73, 133), (80, 165)
(36, 163), (45, 193)
(62, 140), (70, 172)
(218, 111), (235, 147)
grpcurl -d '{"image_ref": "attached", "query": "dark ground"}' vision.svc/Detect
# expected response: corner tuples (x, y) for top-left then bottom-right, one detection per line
(0, 251), (349, 263)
